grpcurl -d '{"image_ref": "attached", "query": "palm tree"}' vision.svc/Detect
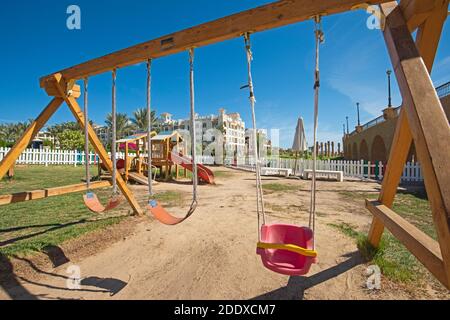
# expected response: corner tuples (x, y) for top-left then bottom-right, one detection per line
(105, 113), (134, 139)
(9, 121), (31, 142)
(130, 108), (158, 133)
(0, 124), (6, 141)
(47, 122), (81, 137)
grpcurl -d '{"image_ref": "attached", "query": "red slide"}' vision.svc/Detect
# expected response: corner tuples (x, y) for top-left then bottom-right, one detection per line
(170, 152), (215, 184)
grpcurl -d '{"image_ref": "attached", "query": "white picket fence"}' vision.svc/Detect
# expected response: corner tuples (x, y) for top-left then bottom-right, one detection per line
(236, 157), (424, 183)
(0, 147), (216, 167)
(0, 147), (423, 182)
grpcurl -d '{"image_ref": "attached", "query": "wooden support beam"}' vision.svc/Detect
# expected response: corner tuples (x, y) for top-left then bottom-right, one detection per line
(400, 0), (444, 31)
(39, 0), (390, 85)
(415, 0), (449, 72)
(368, 111), (413, 245)
(0, 181), (112, 206)
(52, 74), (144, 215)
(0, 98), (64, 180)
(368, 0), (447, 246)
(366, 200), (448, 288)
(369, 2), (450, 287)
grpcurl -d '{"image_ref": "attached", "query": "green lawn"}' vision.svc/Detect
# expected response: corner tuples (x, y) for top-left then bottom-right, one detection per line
(336, 189), (436, 285)
(262, 183), (298, 192)
(0, 166), (126, 257)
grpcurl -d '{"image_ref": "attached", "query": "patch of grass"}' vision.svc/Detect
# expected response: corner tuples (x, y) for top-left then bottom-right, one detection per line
(213, 171), (234, 179)
(152, 191), (186, 208)
(336, 189), (438, 284)
(0, 166), (126, 257)
(328, 222), (360, 239)
(339, 190), (436, 240)
(338, 191), (378, 202)
(262, 183), (298, 192)
(358, 233), (423, 283)
(329, 222), (423, 283)
(0, 165), (95, 194)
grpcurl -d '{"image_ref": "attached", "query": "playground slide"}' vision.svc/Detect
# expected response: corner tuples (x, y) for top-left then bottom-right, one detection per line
(170, 152), (215, 184)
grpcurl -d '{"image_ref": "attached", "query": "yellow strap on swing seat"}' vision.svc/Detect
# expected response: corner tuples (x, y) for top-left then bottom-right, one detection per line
(257, 242), (318, 258)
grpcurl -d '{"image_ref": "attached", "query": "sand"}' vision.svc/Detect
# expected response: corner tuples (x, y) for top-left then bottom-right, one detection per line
(0, 167), (448, 300)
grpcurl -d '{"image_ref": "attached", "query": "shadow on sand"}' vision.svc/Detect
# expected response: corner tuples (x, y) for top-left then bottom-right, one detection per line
(252, 251), (364, 300)
(0, 246), (127, 300)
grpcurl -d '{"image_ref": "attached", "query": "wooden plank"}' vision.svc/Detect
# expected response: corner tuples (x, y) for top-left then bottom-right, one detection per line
(0, 181), (111, 206)
(366, 200), (448, 288)
(368, 0), (447, 246)
(52, 74), (144, 215)
(39, 0), (390, 85)
(0, 98), (64, 180)
(381, 3), (450, 287)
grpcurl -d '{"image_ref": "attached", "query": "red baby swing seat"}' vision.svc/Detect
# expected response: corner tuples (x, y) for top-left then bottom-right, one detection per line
(257, 224), (317, 276)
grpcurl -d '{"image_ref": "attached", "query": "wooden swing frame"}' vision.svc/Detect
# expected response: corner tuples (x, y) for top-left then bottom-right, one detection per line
(0, 0), (448, 288)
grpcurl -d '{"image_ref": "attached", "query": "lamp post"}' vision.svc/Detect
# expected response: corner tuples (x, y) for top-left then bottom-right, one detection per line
(387, 69), (392, 108)
(356, 102), (361, 126)
(346, 116), (349, 135)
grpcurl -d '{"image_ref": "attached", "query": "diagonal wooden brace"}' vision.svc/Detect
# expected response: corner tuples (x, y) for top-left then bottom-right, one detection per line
(52, 74), (144, 216)
(0, 98), (64, 180)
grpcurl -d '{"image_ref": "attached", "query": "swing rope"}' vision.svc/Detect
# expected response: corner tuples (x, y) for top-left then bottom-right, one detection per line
(146, 49), (198, 225)
(309, 16), (324, 248)
(146, 59), (153, 196)
(111, 69), (119, 195)
(244, 33), (265, 240)
(83, 78), (91, 191)
(188, 48), (199, 213)
(82, 74), (121, 214)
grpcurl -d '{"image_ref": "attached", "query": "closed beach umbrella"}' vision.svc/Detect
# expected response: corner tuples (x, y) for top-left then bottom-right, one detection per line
(292, 117), (308, 152)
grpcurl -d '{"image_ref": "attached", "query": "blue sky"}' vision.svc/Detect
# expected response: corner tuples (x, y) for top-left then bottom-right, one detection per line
(0, 1), (449, 147)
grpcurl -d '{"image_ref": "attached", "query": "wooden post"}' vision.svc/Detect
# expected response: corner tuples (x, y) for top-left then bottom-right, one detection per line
(125, 142), (129, 182)
(52, 74), (143, 215)
(0, 98), (63, 180)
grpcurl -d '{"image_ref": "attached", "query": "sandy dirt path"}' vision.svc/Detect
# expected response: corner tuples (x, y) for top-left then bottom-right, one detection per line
(0, 167), (445, 300)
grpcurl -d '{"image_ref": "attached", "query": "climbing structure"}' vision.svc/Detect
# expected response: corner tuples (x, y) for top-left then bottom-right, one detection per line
(0, 0), (447, 288)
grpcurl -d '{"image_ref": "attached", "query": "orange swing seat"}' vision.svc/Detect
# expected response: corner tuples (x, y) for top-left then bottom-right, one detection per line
(83, 192), (121, 214)
(147, 200), (195, 226)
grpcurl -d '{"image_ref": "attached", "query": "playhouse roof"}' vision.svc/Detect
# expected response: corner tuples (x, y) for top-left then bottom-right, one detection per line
(152, 131), (183, 142)
(116, 132), (154, 143)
